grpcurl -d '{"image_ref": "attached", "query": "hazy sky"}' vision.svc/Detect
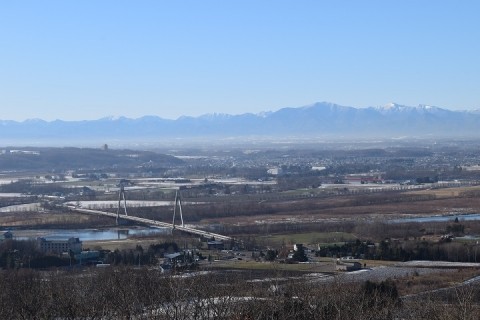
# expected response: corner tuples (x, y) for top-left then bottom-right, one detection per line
(1, 1), (479, 121)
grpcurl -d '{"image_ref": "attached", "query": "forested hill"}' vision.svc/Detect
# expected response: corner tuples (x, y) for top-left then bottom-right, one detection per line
(0, 147), (183, 171)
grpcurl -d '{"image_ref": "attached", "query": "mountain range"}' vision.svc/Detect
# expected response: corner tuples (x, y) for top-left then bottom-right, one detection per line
(2, 102), (480, 144)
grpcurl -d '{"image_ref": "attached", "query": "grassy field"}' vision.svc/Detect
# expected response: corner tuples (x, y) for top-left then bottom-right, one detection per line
(258, 231), (357, 247)
(0, 211), (111, 228)
(407, 185), (480, 198)
(84, 238), (165, 251)
(210, 259), (336, 273)
(395, 268), (480, 295)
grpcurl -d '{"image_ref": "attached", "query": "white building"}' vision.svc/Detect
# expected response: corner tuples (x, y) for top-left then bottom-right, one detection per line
(267, 167), (283, 175)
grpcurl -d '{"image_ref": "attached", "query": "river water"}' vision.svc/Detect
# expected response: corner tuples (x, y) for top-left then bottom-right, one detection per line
(8, 227), (171, 241)
(7, 213), (480, 241)
(391, 213), (480, 223)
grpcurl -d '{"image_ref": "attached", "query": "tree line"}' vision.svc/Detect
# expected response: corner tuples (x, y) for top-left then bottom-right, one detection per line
(317, 236), (480, 263)
(0, 239), (182, 269)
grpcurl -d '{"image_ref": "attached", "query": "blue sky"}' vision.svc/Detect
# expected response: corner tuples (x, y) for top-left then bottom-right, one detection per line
(1, 1), (479, 121)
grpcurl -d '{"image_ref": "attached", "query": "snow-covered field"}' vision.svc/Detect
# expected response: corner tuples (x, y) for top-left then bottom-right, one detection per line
(0, 193), (24, 197)
(0, 178), (17, 185)
(65, 200), (204, 210)
(0, 203), (42, 212)
(65, 200), (174, 209)
(396, 261), (480, 268)
(324, 266), (457, 283)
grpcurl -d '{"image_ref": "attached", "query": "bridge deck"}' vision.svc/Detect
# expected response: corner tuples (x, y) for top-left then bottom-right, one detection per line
(69, 206), (232, 241)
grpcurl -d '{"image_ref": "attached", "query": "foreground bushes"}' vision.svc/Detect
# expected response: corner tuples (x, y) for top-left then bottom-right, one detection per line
(0, 267), (478, 319)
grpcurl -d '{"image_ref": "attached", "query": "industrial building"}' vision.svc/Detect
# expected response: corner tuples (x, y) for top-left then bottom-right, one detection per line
(36, 237), (83, 255)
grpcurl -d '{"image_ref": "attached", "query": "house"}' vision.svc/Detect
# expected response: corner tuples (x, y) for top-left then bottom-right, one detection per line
(163, 252), (186, 268)
(293, 243), (304, 251)
(0, 231), (13, 241)
(165, 252), (183, 261)
(267, 167), (283, 175)
(74, 250), (100, 263)
(80, 186), (96, 197)
(207, 240), (224, 250)
(344, 173), (384, 185)
(335, 259), (362, 271)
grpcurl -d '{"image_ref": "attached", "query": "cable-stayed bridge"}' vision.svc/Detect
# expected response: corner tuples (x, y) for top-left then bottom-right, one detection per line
(67, 189), (232, 241)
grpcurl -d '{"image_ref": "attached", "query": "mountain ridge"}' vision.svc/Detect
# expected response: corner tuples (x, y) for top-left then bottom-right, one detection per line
(1, 101), (480, 143)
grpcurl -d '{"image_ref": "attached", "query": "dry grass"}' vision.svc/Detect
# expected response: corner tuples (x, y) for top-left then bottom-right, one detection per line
(259, 231), (357, 246)
(395, 268), (480, 296)
(198, 188), (480, 227)
(406, 185), (480, 198)
(210, 259), (335, 273)
(0, 211), (111, 228)
(3, 185), (480, 230)
(84, 238), (165, 251)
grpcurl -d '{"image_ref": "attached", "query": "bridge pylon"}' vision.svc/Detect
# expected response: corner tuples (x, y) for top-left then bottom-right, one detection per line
(172, 190), (184, 229)
(116, 184), (128, 224)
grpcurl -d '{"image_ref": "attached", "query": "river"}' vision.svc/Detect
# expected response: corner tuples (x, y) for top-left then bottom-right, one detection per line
(391, 213), (480, 223)
(7, 227), (171, 241)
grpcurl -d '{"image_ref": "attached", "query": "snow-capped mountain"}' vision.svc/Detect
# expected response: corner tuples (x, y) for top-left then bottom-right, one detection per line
(1, 101), (479, 144)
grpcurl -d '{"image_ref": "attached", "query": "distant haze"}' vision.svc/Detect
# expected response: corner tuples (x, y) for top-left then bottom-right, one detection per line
(1, 101), (480, 147)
